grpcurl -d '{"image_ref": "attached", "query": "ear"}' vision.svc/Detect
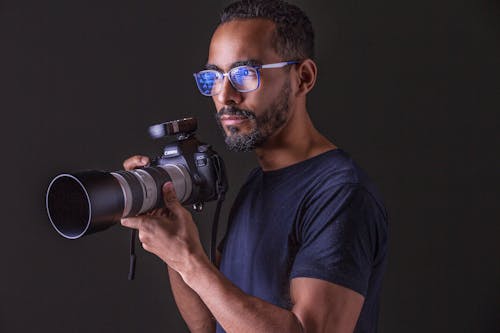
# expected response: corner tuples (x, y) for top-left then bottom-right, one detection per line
(294, 59), (317, 96)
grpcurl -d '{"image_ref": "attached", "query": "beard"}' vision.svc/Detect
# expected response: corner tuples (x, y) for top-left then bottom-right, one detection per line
(215, 79), (291, 152)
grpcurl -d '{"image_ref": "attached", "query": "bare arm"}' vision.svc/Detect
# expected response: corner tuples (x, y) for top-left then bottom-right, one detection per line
(168, 266), (215, 333)
(290, 277), (364, 333)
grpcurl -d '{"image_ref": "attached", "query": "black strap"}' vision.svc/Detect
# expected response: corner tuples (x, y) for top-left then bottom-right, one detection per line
(210, 154), (227, 265)
(210, 192), (225, 265)
(128, 229), (137, 280)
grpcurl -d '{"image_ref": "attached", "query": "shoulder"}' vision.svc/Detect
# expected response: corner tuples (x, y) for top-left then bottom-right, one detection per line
(303, 150), (386, 217)
(312, 149), (362, 184)
(295, 151), (388, 249)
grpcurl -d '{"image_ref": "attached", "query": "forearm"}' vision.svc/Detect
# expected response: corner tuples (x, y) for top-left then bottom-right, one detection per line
(181, 259), (303, 333)
(168, 265), (215, 333)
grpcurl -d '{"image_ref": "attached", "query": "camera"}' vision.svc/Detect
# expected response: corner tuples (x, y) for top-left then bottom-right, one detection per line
(46, 117), (228, 239)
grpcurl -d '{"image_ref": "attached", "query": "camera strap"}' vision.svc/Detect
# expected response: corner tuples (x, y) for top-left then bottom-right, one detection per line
(210, 191), (225, 265)
(210, 154), (228, 265)
(128, 229), (137, 280)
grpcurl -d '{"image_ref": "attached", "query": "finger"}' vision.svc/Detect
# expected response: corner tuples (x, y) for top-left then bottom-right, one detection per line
(138, 231), (148, 244)
(141, 242), (151, 252)
(149, 208), (167, 217)
(162, 182), (183, 214)
(123, 155), (150, 171)
(120, 217), (141, 229)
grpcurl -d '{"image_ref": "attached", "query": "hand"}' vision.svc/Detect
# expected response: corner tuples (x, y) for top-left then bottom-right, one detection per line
(120, 181), (208, 277)
(123, 154), (150, 171)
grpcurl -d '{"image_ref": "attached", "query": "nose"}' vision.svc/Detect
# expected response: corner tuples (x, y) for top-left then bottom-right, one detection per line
(216, 76), (243, 106)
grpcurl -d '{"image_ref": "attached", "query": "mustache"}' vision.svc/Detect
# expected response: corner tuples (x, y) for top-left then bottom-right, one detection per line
(216, 106), (256, 120)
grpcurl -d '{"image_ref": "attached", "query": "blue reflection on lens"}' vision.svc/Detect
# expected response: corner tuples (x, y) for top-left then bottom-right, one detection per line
(197, 71), (217, 95)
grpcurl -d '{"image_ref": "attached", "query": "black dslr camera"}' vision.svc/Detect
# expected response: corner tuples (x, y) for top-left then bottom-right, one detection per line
(149, 117), (226, 210)
(46, 117), (228, 240)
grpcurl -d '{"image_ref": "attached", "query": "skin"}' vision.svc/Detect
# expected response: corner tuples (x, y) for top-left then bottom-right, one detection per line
(121, 19), (364, 333)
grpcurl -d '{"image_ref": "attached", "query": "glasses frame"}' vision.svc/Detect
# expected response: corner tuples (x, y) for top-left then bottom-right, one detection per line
(193, 60), (299, 96)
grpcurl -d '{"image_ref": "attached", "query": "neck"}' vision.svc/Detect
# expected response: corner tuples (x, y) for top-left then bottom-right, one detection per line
(254, 107), (336, 171)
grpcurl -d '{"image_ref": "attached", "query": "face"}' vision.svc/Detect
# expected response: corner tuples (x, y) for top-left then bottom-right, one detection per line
(207, 19), (293, 151)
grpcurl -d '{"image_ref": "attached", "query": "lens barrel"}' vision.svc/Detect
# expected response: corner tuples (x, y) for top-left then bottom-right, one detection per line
(46, 165), (192, 239)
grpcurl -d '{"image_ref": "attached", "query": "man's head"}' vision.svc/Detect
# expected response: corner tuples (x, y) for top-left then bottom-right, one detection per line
(220, 0), (315, 61)
(196, 0), (316, 151)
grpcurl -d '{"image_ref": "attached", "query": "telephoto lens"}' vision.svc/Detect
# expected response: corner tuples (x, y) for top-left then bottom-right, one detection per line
(46, 165), (192, 239)
(46, 117), (228, 241)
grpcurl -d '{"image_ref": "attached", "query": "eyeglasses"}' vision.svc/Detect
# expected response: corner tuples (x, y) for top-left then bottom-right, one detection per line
(193, 61), (298, 96)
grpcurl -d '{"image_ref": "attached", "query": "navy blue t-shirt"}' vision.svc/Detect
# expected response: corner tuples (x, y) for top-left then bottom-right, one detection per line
(217, 149), (388, 333)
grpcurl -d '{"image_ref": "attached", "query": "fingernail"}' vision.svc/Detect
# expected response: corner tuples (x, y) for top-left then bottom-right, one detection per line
(163, 182), (173, 191)
(140, 157), (148, 164)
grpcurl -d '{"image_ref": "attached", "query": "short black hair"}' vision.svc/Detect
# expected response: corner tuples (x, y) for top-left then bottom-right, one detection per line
(220, 0), (315, 60)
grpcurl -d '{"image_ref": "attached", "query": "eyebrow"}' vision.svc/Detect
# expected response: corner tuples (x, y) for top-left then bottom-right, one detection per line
(204, 59), (262, 72)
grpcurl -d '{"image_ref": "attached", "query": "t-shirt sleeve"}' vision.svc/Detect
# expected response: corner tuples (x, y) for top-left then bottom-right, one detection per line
(290, 183), (385, 297)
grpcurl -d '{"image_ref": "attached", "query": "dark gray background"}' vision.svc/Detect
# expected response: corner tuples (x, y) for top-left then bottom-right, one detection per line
(1, 0), (498, 332)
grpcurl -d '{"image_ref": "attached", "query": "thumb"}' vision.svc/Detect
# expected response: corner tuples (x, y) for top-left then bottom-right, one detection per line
(162, 182), (182, 210)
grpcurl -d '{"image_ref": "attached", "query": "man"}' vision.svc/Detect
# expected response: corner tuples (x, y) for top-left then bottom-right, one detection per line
(121, 1), (388, 332)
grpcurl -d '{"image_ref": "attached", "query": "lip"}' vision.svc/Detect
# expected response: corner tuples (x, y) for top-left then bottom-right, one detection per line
(220, 115), (248, 126)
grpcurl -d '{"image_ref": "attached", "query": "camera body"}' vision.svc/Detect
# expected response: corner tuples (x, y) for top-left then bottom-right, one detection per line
(151, 118), (227, 208)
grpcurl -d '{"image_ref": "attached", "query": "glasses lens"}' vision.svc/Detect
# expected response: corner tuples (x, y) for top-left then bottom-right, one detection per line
(229, 66), (259, 92)
(195, 70), (222, 96)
